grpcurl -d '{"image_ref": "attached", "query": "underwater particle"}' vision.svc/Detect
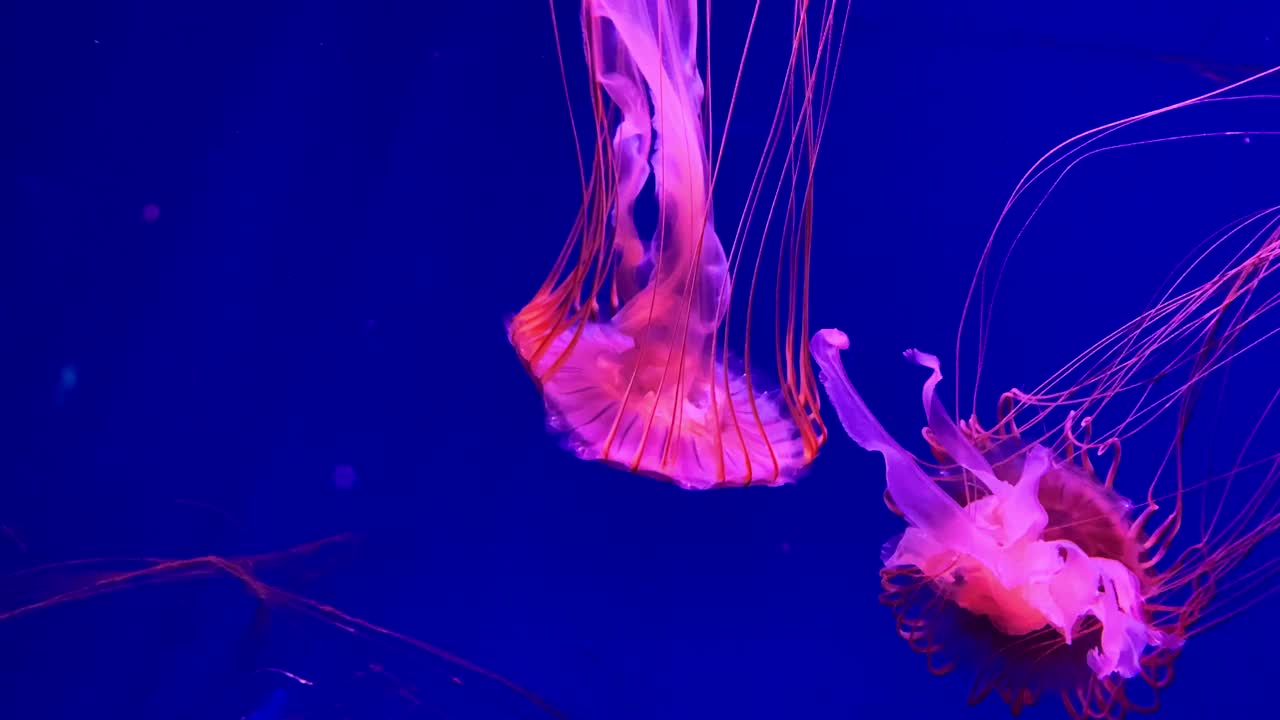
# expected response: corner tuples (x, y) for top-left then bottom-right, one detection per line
(59, 365), (77, 391)
(333, 464), (356, 490)
(53, 364), (78, 407)
(244, 687), (289, 720)
(141, 203), (160, 223)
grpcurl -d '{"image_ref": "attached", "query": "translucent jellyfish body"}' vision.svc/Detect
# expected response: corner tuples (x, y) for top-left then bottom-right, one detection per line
(510, 0), (847, 488)
(811, 65), (1280, 717)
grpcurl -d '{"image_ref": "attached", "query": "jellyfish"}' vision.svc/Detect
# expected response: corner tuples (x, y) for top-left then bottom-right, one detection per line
(811, 66), (1280, 717)
(0, 534), (566, 719)
(508, 0), (849, 488)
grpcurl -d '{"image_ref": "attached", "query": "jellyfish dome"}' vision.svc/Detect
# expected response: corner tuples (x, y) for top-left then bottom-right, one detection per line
(510, 0), (846, 489)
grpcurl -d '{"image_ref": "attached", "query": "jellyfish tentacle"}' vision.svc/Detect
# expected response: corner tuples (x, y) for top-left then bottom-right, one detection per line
(813, 328), (1185, 691)
(512, 0), (843, 488)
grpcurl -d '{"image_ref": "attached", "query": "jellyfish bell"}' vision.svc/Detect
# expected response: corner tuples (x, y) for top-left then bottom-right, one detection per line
(812, 65), (1280, 718)
(509, 0), (848, 489)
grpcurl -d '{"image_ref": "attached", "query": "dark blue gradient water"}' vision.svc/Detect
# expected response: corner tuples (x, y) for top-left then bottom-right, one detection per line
(6, 2), (1280, 718)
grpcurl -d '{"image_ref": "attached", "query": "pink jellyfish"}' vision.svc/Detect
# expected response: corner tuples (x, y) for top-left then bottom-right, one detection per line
(509, 0), (849, 488)
(812, 67), (1280, 718)
(0, 535), (566, 717)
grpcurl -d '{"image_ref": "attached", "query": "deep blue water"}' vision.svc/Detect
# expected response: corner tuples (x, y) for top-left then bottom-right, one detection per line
(6, 2), (1280, 718)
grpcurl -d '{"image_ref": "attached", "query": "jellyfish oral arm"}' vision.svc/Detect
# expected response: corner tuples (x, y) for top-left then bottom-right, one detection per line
(595, 42), (653, 305)
(510, 0), (830, 489)
(810, 329), (975, 539)
(811, 328), (1182, 680)
(593, 0), (727, 334)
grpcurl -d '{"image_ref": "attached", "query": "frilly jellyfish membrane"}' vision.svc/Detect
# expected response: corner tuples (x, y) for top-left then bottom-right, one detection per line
(811, 66), (1280, 717)
(0, 529), (566, 719)
(508, 0), (852, 489)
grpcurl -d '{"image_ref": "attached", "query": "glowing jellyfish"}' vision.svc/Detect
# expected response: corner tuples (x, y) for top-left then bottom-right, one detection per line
(812, 67), (1280, 717)
(0, 535), (565, 719)
(508, 0), (849, 488)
